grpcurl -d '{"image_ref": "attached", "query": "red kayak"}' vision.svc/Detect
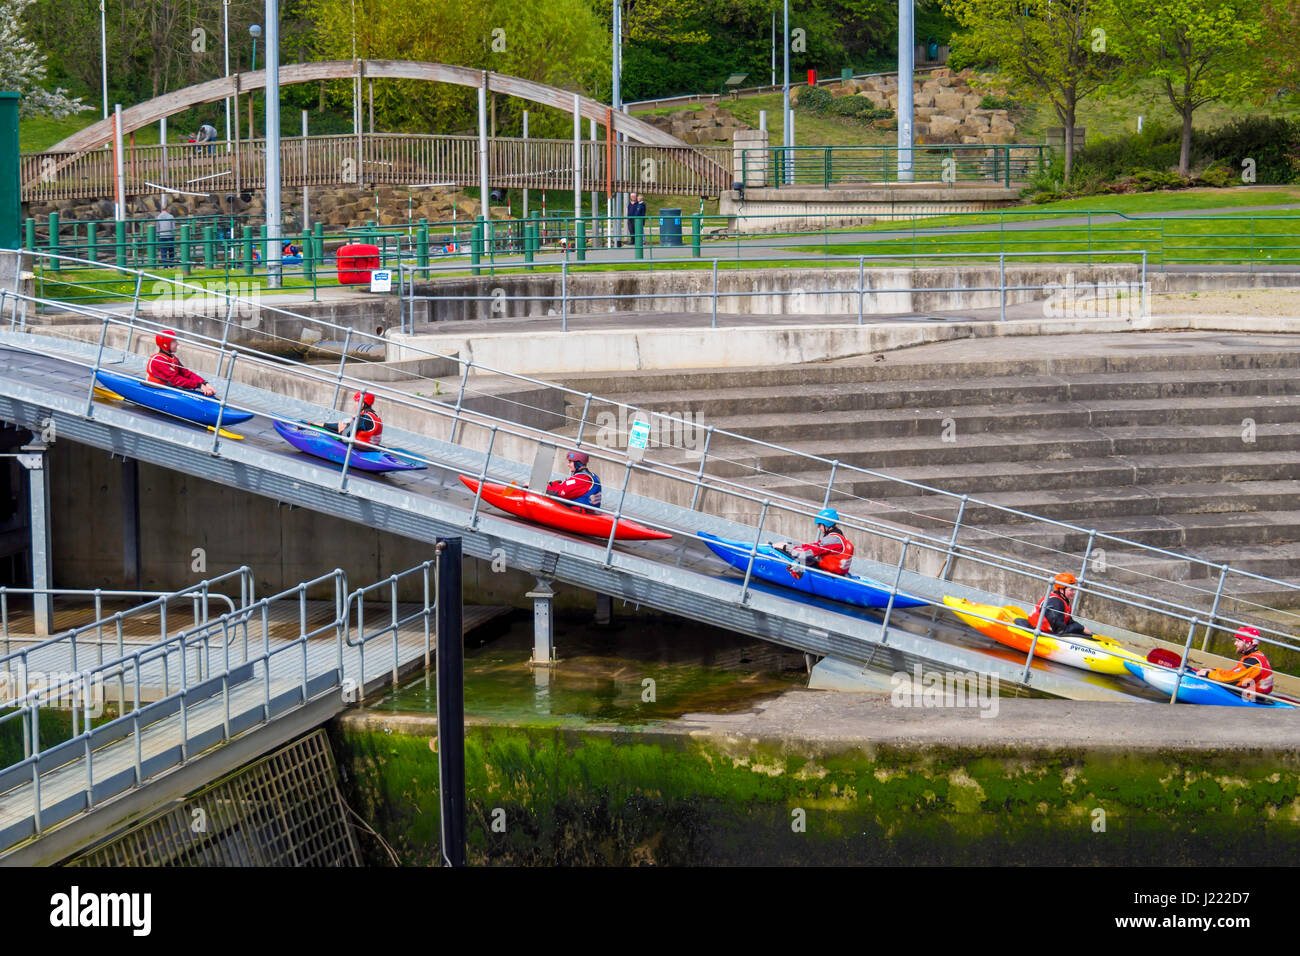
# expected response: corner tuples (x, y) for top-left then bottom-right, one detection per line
(459, 476), (672, 541)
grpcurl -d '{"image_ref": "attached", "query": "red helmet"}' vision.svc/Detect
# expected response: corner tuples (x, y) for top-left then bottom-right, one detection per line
(566, 450), (589, 466)
(354, 390), (375, 406)
(1053, 572), (1077, 589)
(1233, 625), (1261, 650)
(156, 330), (177, 351)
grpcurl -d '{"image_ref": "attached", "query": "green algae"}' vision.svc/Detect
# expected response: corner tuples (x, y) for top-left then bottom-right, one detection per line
(332, 720), (1300, 866)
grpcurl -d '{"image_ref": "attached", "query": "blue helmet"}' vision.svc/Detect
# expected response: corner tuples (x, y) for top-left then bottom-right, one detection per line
(815, 508), (839, 527)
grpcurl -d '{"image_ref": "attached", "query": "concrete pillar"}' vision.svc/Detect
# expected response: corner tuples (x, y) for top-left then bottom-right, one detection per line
(525, 578), (555, 666)
(17, 444), (51, 637)
(595, 593), (612, 626)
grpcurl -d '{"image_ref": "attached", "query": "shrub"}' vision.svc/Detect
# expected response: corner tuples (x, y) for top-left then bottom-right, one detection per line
(1195, 160), (1236, 188)
(796, 85), (832, 113)
(979, 94), (1017, 111)
(1192, 116), (1300, 185)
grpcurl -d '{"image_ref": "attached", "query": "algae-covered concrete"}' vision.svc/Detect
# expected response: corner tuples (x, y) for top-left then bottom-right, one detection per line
(332, 692), (1300, 866)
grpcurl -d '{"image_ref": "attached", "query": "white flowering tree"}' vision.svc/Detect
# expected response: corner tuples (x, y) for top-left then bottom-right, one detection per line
(0, 0), (88, 116)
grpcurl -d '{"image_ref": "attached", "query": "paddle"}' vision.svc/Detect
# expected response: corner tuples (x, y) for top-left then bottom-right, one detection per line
(206, 425), (244, 440)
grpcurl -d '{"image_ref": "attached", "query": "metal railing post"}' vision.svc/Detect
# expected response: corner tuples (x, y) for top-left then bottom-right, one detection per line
(821, 460), (840, 510)
(1199, 564), (1229, 652)
(601, 461), (635, 567)
(688, 424), (715, 511)
(711, 258), (719, 328)
(466, 425), (498, 528)
(1018, 578), (1058, 684)
(330, 328), (352, 407)
(1170, 617), (1200, 705)
(738, 500), (771, 605)
(449, 360), (472, 444)
(857, 256), (865, 324)
(573, 392), (594, 447)
(938, 494), (968, 581)
(878, 538), (911, 643)
(561, 259), (568, 333)
(999, 253), (1007, 321)
(84, 317), (111, 417)
(208, 352), (239, 454)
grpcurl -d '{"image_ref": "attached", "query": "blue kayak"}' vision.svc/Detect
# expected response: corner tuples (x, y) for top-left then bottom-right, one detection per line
(1123, 660), (1295, 708)
(95, 369), (253, 427)
(698, 531), (927, 610)
(272, 420), (426, 473)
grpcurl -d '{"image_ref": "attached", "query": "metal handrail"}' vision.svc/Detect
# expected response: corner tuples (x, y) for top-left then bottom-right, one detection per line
(5, 256), (1300, 651)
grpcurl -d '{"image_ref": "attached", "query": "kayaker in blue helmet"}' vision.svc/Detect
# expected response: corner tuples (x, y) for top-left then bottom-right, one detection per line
(773, 508), (855, 580)
(546, 449), (602, 512)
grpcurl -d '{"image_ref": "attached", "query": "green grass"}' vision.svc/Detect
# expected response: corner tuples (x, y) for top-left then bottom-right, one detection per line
(804, 215), (1300, 266)
(35, 265), (326, 304)
(19, 111), (196, 152)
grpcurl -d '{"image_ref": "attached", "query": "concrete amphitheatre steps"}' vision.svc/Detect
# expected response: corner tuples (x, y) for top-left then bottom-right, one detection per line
(552, 332), (1300, 618)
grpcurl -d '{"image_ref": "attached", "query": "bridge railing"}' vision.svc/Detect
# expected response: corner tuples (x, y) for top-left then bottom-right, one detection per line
(6, 264), (1300, 700)
(747, 143), (1053, 189)
(20, 134), (732, 203)
(0, 569), (348, 848)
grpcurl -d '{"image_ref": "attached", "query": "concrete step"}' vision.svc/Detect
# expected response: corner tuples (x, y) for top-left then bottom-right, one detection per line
(961, 510), (1300, 557)
(738, 452), (1300, 501)
(643, 394), (1300, 445)
(859, 480), (1300, 528)
(572, 368), (1300, 422)
(553, 338), (1300, 396)
(661, 423), (1300, 477)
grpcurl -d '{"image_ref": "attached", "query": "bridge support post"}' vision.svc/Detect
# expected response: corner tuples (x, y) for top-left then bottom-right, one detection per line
(595, 593), (612, 626)
(17, 444), (52, 638)
(526, 578), (556, 667)
(123, 457), (141, 590)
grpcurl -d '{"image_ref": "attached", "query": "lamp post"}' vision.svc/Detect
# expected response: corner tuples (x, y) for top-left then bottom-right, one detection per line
(223, 0), (231, 148)
(898, 0), (914, 181)
(782, 0), (791, 184)
(99, 0), (108, 120)
(248, 24), (261, 140)
(265, 0), (281, 290)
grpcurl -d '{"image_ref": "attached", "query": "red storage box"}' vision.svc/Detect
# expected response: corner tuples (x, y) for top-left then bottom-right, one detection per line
(336, 243), (381, 284)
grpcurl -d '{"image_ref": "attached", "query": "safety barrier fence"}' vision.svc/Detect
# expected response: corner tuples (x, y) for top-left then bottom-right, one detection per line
(0, 558), (441, 847)
(21, 208), (1298, 311)
(748, 143), (1053, 189)
(398, 248), (1148, 332)
(2, 261), (1298, 709)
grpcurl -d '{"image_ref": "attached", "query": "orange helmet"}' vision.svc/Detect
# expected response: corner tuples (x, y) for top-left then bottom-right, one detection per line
(1053, 572), (1077, 589)
(1233, 625), (1261, 650)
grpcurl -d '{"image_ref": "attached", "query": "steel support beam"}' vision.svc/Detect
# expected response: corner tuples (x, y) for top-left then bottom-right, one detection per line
(17, 444), (51, 637)
(122, 457), (141, 590)
(526, 578), (555, 666)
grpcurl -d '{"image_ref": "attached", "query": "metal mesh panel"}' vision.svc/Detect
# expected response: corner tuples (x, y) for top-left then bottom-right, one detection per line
(67, 729), (359, 867)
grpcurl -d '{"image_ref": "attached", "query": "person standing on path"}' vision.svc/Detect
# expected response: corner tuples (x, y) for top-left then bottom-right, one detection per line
(156, 202), (175, 264)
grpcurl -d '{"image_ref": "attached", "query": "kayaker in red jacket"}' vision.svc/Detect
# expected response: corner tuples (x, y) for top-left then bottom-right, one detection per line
(1196, 626), (1274, 700)
(546, 450), (602, 510)
(313, 390), (383, 445)
(1025, 572), (1093, 636)
(147, 330), (215, 396)
(774, 509), (854, 579)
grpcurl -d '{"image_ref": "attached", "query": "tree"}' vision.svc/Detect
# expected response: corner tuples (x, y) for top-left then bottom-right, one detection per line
(943, 0), (1113, 180)
(1258, 0), (1300, 103)
(0, 0), (88, 115)
(306, 0), (609, 135)
(1096, 0), (1265, 176)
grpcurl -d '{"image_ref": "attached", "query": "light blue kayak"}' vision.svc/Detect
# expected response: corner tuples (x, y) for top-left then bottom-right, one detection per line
(95, 368), (253, 427)
(698, 532), (927, 610)
(1123, 660), (1295, 708)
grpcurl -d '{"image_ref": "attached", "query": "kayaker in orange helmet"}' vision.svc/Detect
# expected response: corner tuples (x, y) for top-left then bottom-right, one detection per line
(1195, 625), (1274, 700)
(546, 450), (602, 511)
(1026, 572), (1093, 636)
(773, 508), (855, 580)
(311, 390), (383, 445)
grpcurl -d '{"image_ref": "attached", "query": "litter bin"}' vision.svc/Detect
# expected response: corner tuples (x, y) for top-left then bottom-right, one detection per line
(336, 242), (380, 284)
(659, 208), (682, 247)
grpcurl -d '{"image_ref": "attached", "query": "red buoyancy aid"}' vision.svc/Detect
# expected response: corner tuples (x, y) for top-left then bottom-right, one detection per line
(355, 408), (382, 445)
(1026, 590), (1070, 633)
(1242, 651), (1274, 697)
(816, 530), (854, 575)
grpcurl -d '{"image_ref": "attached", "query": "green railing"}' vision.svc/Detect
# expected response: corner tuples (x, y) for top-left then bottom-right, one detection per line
(20, 206), (1300, 307)
(746, 144), (1053, 189)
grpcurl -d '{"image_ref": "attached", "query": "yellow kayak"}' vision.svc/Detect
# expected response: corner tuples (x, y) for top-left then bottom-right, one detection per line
(943, 596), (1146, 676)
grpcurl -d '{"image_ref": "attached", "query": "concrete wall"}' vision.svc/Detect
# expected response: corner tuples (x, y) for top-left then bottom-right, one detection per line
(719, 185), (1022, 231)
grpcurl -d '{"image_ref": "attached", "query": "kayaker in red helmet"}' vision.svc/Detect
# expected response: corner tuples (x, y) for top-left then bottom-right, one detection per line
(312, 390), (383, 445)
(147, 330), (215, 397)
(1196, 626), (1275, 701)
(1025, 572), (1093, 636)
(773, 508), (855, 580)
(546, 450), (602, 511)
